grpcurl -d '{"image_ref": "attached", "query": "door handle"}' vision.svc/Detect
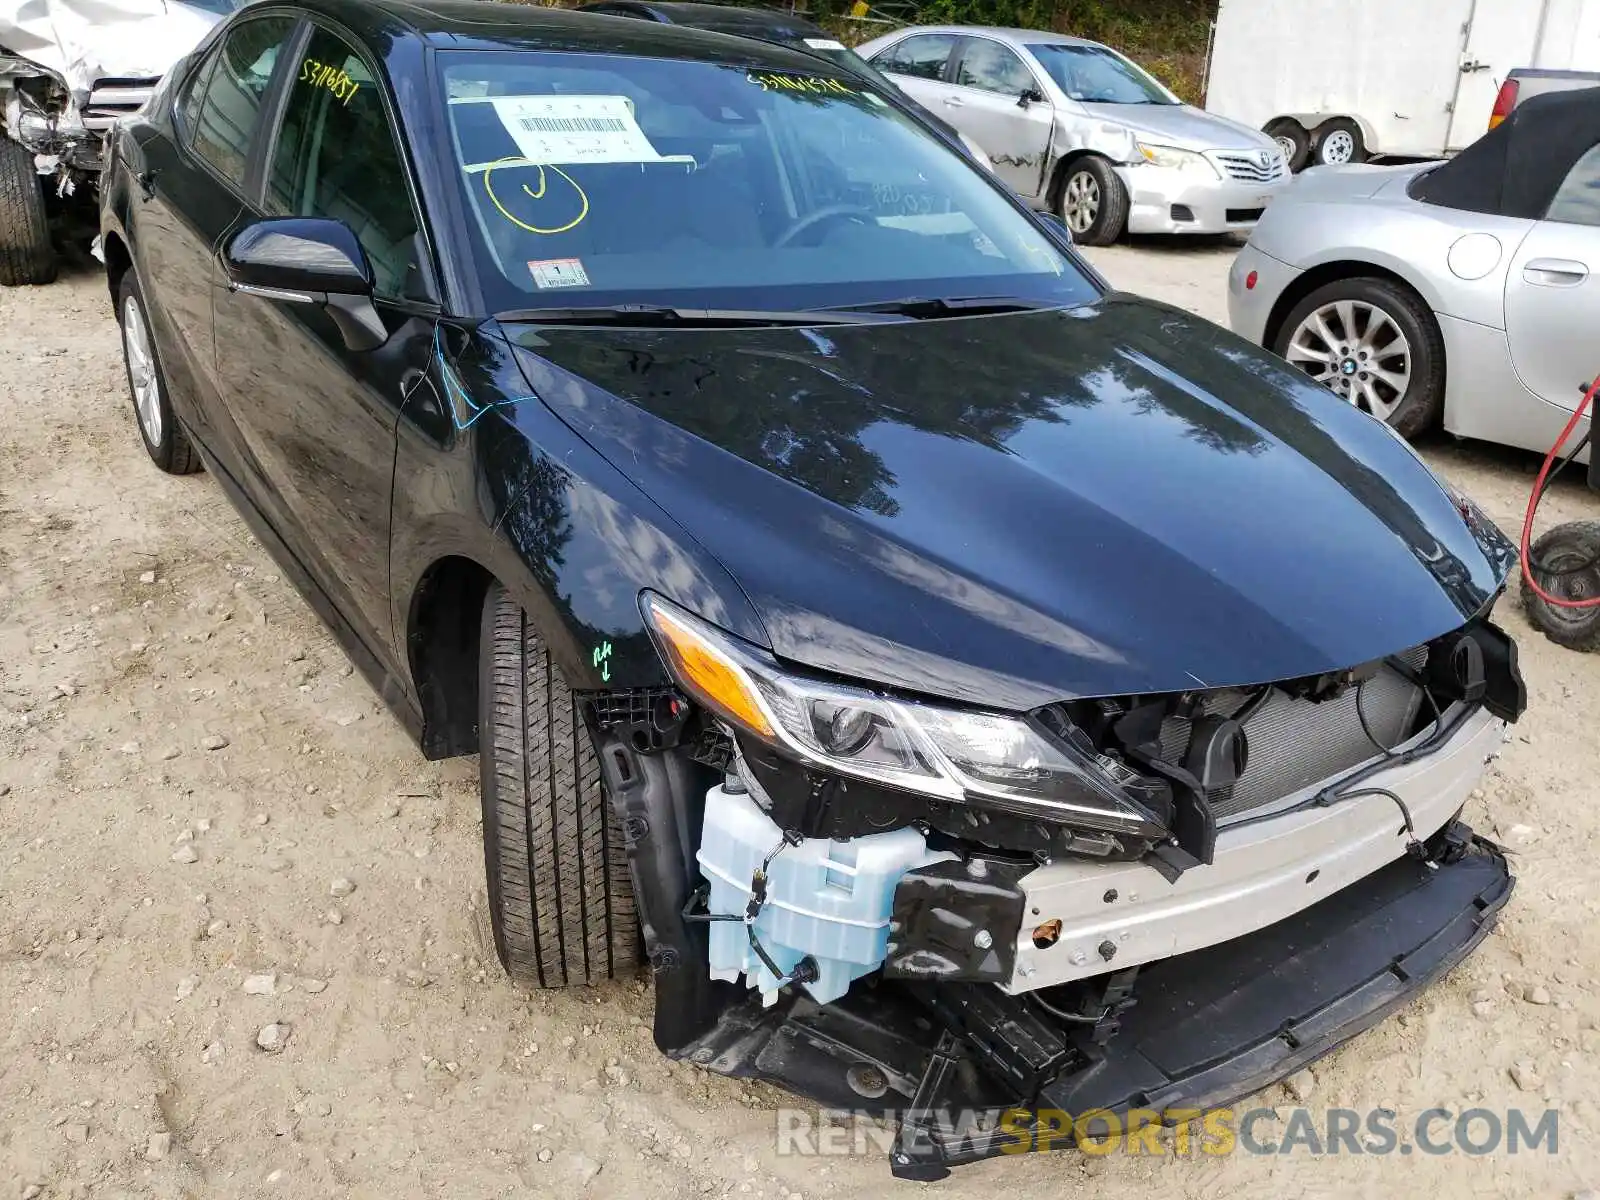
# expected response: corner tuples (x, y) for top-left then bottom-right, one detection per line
(1523, 258), (1589, 287)
(942, 96), (964, 107)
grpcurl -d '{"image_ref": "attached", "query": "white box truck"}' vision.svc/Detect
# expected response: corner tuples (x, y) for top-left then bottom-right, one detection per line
(1203, 0), (1600, 171)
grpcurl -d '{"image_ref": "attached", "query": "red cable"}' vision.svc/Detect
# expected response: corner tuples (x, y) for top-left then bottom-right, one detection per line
(1519, 372), (1600, 608)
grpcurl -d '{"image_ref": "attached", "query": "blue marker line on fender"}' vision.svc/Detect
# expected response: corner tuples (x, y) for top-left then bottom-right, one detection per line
(434, 325), (537, 432)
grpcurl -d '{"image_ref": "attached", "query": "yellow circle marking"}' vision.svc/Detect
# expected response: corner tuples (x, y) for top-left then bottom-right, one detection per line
(483, 156), (590, 235)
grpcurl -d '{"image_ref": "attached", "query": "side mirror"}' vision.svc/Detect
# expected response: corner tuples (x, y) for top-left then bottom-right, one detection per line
(223, 217), (387, 352)
(1017, 85), (1044, 109)
(1039, 210), (1074, 244)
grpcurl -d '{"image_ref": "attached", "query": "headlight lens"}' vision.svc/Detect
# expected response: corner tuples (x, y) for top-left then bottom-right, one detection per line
(642, 593), (1166, 835)
(1137, 142), (1219, 176)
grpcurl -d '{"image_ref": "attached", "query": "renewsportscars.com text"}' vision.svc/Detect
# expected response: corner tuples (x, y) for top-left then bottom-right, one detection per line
(776, 1106), (1560, 1158)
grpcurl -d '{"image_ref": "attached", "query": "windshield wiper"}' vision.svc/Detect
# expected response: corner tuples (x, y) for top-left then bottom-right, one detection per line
(813, 295), (1065, 320)
(493, 304), (900, 327)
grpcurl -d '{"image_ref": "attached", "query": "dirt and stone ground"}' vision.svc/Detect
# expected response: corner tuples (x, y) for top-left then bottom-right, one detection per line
(3, 239), (1599, 1199)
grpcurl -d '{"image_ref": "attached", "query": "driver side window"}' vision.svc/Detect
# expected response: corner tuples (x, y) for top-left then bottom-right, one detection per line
(954, 40), (1034, 97)
(265, 25), (426, 300)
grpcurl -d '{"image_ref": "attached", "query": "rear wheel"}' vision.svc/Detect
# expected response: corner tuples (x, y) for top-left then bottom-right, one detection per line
(1057, 156), (1127, 247)
(118, 271), (203, 474)
(1312, 118), (1365, 167)
(1521, 521), (1600, 651)
(478, 582), (640, 987)
(1273, 276), (1444, 439)
(0, 136), (56, 286)
(1264, 118), (1310, 172)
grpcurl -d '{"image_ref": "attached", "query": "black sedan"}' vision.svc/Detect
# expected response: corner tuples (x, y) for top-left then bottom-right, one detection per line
(102, 0), (1525, 1176)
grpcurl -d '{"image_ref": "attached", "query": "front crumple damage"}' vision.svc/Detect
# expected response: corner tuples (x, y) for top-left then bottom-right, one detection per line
(508, 297), (1530, 1174)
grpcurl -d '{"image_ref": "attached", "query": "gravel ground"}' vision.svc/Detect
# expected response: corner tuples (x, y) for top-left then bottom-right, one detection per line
(3, 239), (1599, 1200)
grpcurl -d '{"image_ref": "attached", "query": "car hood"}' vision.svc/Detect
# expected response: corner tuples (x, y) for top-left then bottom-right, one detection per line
(1076, 101), (1274, 152)
(0, 0), (221, 94)
(505, 298), (1515, 711)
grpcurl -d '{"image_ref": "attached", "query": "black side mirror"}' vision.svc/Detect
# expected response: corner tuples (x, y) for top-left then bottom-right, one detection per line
(1017, 85), (1044, 109)
(1039, 210), (1074, 244)
(223, 217), (387, 352)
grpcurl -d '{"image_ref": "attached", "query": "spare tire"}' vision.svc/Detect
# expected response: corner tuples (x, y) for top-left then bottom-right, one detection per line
(1521, 521), (1600, 652)
(0, 136), (56, 286)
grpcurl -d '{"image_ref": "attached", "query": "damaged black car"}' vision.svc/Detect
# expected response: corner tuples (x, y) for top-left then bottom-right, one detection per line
(100, 0), (1526, 1177)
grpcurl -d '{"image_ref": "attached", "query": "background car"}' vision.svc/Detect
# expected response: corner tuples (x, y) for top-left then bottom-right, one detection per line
(574, 0), (992, 168)
(1229, 87), (1600, 453)
(856, 25), (1289, 245)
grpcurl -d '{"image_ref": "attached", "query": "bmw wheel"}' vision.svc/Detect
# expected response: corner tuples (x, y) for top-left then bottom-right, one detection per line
(118, 270), (202, 474)
(1057, 156), (1127, 247)
(1274, 276), (1445, 439)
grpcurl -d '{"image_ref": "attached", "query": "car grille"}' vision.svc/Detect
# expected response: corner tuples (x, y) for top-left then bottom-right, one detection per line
(83, 77), (159, 132)
(1157, 650), (1428, 824)
(1210, 150), (1287, 183)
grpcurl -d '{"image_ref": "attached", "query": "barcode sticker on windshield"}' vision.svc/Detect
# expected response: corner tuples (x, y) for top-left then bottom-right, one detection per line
(529, 258), (591, 289)
(491, 95), (665, 166)
(803, 38), (846, 50)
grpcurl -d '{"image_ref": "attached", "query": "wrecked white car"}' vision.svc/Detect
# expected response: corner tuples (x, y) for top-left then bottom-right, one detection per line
(0, 0), (234, 283)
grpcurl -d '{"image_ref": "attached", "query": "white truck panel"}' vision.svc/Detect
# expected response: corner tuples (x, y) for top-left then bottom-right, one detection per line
(1206, 0), (1600, 159)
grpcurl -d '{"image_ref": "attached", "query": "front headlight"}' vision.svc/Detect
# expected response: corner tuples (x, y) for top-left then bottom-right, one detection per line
(1137, 142), (1220, 177)
(642, 593), (1166, 836)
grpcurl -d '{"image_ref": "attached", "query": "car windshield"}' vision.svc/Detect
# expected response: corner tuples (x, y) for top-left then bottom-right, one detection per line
(1027, 43), (1175, 105)
(436, 50), (1094, 314)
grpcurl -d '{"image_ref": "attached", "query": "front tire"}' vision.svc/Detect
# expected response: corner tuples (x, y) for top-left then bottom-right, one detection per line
(478, 583), (639, 987)
(1273, 276), (1445, 439)
(119, 271), (202, 474)
(1521, 522), (1600, 651)
(0, 136), (56, 286)
(1057, 156), (1127, 247)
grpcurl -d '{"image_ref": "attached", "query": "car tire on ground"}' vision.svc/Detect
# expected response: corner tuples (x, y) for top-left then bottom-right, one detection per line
(1521, 521), (1600, 651)
(1264, 118), (1311, 172)
(118, 270), (203, 474)
(1273, 275), (1444, 439)
(1311, 118), (1365, 167)
(478, 582), (640, 987)
(1057, 155), (1127, 247)
(0, 136), (57, 286)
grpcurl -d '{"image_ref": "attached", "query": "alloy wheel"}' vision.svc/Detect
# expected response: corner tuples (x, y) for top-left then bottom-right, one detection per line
(122, 293), (163, 447)
(1285, 299), (1412, 422)
(1062, 170), (1101, 234)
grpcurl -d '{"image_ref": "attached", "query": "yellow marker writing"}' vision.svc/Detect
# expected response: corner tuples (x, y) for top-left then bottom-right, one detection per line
(483, 157), (589, 235)
(299, 57), (358, 105)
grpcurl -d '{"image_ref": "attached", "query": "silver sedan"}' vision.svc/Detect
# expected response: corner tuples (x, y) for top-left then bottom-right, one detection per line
(1229, 87), (1600, 453)
(855, 25), (1291, 245)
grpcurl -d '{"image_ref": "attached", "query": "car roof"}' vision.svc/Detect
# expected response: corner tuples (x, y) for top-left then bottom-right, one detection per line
(285, 0), (842, 68)
(879, 24), (1098, 49)
(584, 0), (828, 36)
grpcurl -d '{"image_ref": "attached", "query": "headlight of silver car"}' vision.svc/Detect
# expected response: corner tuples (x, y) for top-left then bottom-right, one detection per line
(1136, 142), (1220, 177)
(641, 593), (1166, 836)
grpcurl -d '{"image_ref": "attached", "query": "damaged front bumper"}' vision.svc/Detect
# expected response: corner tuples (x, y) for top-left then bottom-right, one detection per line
(676, 831), (1511, 1179)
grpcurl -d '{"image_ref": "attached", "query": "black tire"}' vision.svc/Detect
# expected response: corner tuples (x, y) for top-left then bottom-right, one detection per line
(1272, 276), (1445, 439)
(1264, 118), (1311, 172)
(118, 271), (202, 474)
(1312, 117), (1366, 167)
(1520, 521), (1600, 651)
(0, 136), (56, 286)
(478, 583), (639, 987)
(1057, 156), (1127, 247)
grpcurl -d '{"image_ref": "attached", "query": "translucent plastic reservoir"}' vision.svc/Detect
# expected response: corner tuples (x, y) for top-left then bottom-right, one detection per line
(696, 782), (953, 1006)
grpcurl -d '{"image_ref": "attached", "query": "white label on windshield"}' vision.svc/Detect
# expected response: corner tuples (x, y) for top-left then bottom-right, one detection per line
(491, 95), (664, 166)
(529, 258), (591, 289)
(803, 38), (846, 50)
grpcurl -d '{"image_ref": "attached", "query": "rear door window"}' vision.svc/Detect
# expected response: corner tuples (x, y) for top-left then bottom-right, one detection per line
(191, 16), (297, 187)
(873, 34), (956, 81)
